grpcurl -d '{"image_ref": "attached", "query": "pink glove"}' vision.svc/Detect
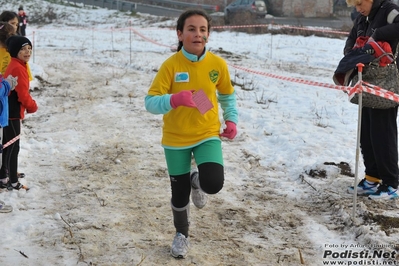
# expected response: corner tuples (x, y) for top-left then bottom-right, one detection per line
(170, 90), (196, 109)
(220, 121), (237, 139)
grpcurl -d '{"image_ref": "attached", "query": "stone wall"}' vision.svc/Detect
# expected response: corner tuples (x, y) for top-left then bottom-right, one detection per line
(269, 0), (334, 17)
(170, 0), (345, 18)
(296, 0), (333, 17)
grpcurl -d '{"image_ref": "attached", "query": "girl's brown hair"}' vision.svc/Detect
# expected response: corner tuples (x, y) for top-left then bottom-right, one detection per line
(176, 9), (211, 52)
(0, 22), (15, 47)
(0, 11), (18, 23)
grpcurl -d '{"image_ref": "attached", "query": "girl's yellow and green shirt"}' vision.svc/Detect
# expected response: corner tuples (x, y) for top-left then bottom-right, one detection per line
(145, 48), (238, 148)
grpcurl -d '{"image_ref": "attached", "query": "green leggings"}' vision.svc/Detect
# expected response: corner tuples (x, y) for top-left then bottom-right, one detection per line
(164, 140), (223, 175)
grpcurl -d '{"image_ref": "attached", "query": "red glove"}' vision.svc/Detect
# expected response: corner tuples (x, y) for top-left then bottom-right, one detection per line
(353, 36), (369, 49)
(170, 90), (196, 109)
(220, 121), (237, 139)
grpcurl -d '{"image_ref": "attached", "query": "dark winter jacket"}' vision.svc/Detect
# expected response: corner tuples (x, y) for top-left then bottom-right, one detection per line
(18, 12), (27, 26)
(333, 47), (374, 86)
(344, 0), (399, 58)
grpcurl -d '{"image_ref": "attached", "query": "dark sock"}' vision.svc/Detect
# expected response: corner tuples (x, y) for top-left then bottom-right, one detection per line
(172, 203), (190, 238)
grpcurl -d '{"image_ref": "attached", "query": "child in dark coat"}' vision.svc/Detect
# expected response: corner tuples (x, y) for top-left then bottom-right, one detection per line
(1, 35), (37, 190)
(0, 75), (13, 190)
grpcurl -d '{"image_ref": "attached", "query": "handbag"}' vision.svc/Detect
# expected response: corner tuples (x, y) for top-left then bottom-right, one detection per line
(349, 51), (399, 109)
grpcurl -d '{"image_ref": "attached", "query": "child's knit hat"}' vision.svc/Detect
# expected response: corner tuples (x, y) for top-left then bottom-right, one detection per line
(6, 35), (32, 58)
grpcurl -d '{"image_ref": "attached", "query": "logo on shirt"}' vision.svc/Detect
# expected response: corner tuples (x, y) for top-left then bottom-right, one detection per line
(175, 72), (189, 82)
(209, 70), (219, 83)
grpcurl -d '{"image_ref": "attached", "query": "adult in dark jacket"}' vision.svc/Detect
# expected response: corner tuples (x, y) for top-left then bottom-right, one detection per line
(345, 0), (399, 200)
(17, 6), (27, 37)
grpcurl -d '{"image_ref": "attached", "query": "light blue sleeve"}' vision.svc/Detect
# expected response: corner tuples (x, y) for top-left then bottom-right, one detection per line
(218, 92), (238, 124)
(0, 78), (10, 127)
(145, 94), (173, 115)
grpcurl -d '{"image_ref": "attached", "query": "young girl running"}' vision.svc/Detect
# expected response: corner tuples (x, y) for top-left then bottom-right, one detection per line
(145, 9), (238, 258)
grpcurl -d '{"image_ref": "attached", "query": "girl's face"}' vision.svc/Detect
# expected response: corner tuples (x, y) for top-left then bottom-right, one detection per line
(8, 17), (18, 34)
(356, 0), (373, 16)
(17, 45), (32, 63)
(177, 15), (209, 57)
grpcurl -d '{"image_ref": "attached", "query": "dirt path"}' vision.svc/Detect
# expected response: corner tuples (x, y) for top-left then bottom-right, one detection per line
(21, 44), (399, 266)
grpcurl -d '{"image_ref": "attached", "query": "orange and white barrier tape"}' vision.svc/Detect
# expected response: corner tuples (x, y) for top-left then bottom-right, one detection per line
(130, 28), (173, 48)
(229, 64), (350, 92)
(128, 28), (399, 105)
(231, 64), (399, 104)
(2, 135), (20, 149)
(348, 80), (399, 103)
